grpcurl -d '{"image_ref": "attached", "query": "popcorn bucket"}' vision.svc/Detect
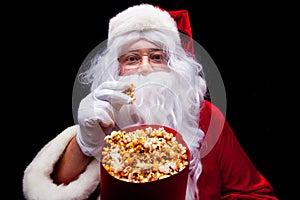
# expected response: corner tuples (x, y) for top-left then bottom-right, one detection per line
(100, 124), (190, 200)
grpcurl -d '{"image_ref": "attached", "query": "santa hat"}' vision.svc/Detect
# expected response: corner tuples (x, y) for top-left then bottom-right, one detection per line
(107, 4), (181, 48)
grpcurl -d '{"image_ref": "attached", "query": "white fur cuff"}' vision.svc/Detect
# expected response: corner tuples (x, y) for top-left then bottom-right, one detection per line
(22, 125), (100, 200)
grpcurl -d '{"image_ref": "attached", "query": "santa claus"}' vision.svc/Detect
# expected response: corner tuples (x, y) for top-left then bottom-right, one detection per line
(23, 3), (277, 200)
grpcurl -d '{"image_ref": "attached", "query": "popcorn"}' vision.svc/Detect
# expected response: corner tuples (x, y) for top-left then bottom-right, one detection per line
(123, 83), (136, 103)
(101, 126), (189, 183)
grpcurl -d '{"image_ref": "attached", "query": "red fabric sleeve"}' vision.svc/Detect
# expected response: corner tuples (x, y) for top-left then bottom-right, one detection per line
(198, 100), (278, 200)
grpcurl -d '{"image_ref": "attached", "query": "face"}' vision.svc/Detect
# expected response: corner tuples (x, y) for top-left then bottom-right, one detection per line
(118, 39), (169, 76)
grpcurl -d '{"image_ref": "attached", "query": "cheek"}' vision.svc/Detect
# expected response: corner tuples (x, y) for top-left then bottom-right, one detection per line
(119, 64), (170, 76)
(119, 68), (136, 76)
(119, 66), (170, 76)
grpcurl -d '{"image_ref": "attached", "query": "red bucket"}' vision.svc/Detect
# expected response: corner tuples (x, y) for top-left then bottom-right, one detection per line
(100, 124), (190, 200)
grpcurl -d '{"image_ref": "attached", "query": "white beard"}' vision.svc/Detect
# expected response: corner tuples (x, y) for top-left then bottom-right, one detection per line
(115, 71), (199, 145)
(115, 71), (204, 200)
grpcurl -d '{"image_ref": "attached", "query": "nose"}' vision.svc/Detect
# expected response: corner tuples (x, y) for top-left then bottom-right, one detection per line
(137, 55), (153, 75)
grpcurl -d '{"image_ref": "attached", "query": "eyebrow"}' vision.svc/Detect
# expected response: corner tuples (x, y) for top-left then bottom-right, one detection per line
(125, 48), (163, 54)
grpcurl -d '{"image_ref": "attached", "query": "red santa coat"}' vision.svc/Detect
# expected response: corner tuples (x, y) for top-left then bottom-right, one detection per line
(198, 100), (277, 199)
(22, 100), (278, 200)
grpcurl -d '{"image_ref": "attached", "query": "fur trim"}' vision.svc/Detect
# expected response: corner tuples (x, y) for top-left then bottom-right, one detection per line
(22, 125), (100, 200)
(108, 3), (180, 47)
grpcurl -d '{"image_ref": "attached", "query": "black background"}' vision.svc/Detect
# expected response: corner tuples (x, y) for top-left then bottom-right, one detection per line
(7, 1), (295, 199)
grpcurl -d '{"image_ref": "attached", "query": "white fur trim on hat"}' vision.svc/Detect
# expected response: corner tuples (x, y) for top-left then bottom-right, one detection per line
(108, 4), (180, 47)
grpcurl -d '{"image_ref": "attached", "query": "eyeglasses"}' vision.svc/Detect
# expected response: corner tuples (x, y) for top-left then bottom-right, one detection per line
(118, 48), (169, 71)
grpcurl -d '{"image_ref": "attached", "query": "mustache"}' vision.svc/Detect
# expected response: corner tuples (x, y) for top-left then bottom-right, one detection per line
(118, 71), (175, 87)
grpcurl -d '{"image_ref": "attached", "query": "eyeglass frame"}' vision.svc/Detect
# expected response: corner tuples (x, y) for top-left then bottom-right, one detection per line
(118, 48), (169, 71)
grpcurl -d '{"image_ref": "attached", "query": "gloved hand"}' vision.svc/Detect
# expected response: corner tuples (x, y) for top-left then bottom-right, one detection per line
(76, 81), (134, 160)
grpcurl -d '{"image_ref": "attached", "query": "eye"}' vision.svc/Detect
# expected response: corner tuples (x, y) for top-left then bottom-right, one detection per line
(152, 54), (163, 60)
(119, 53), (141, 65)
(149, 52), (167, 63)
(126, 55), (139, 62)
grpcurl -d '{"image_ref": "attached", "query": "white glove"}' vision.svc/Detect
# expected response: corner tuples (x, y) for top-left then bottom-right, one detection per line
(76, 81), (134, 159)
